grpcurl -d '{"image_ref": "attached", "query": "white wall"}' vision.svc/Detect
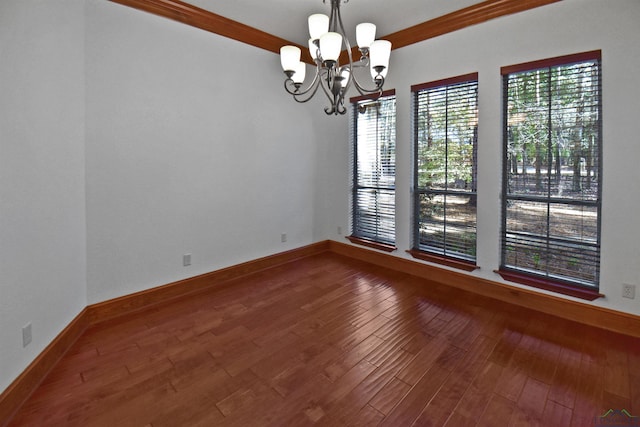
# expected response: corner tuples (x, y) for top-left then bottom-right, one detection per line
(312, 113), (350, 241)
(0, 0), (319, 395)
(85, 0), (319, 303)
(316, 0), (640, 315)
(0, 0), (87, 393)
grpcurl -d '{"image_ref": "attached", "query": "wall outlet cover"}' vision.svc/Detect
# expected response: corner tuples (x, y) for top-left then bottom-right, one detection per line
(22, 323), (32, 347)
(622, 284), (636, 299)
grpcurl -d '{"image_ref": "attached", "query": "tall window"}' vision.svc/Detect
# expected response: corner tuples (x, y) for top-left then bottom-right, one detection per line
(349, 91), (396, 250)
(410, 74), (478, 270)
(499, 51), (602, 300)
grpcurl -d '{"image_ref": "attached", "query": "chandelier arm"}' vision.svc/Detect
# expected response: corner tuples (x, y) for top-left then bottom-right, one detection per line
(352, 56), (369, 69)
(323, 92), (347, 115)
(335, 0), (352, 60)
(337, 61), (380, 99)
(292, 77), (323, 103)
(351, 74), (385, 97)
(324, 105), (336, 115)
(318, 67), (339, 111)
(283, 63), (323, 98)
(336, 96), (347, 114)
(323, 87), (338, 115)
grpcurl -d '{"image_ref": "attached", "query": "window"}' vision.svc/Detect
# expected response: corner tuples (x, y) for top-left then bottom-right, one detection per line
(409, 74), (479, 271)
(349, 91), (396, 251)
(499, 51), (602, 300)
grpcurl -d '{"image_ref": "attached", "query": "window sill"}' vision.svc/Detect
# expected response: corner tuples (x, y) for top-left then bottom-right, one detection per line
(495, 269), (604, 301)
(346, 236), (396, 253)
(407, 249), (479, 272)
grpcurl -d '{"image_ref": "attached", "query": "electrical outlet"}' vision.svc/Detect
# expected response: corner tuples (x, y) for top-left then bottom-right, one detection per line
(22, 323), (32, 347)
(622, 284), (636, 299)
(281, 233), (287, 243)
(337, 226), (342, 235)
(183, 253), (191, 267)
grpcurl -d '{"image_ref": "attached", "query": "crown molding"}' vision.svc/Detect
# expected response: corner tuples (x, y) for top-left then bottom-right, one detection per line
(109, 0), (561, 62)
(108, 0), (308, 56)
(383, 0), (561, 50)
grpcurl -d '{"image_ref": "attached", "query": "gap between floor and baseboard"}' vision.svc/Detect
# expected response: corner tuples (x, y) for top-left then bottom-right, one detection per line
(1, 239), (638, 425)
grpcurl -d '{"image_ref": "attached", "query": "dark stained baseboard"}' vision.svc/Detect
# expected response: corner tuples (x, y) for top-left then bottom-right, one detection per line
(0, 308), (90, 426)
(87, 241), (331, 325)
(329, 240), (640, 339)
(2, 238), (639, 426)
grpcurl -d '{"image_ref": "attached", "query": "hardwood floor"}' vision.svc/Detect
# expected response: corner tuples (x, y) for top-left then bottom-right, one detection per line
(6, 253), (640, 426)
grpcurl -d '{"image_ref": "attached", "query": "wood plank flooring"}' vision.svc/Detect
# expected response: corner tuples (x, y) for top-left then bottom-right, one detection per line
(6, 253), (640, 426)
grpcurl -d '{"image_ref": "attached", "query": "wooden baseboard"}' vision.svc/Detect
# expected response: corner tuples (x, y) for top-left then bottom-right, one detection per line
(329, 240), (640, 338)
(87, 240), (331, 325)
(0, 308), (89, 426)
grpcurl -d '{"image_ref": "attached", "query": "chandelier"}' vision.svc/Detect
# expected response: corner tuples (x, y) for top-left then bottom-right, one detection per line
(279, 0), (391, 115)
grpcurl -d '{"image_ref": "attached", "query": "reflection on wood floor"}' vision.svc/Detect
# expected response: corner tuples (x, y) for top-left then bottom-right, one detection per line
(7, 252), (640, 426)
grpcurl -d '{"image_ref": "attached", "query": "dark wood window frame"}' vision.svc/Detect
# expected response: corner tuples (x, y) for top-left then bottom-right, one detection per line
(499, 50), (603, 301)
(410, 73), (479, 271)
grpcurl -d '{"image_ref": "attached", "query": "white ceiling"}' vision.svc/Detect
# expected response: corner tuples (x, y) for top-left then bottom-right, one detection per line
(186, 0), (486, 46)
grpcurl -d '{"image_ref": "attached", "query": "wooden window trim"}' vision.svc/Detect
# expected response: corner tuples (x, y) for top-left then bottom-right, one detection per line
(500, 52), (602, 297)
(346, 236), (396, 253)
(412, 75), (479, 264)
(411, 72), (478, 92)
(500, 50), (601, 75)
(496, 268), (604, 301)
(407, 249), (479, 272)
